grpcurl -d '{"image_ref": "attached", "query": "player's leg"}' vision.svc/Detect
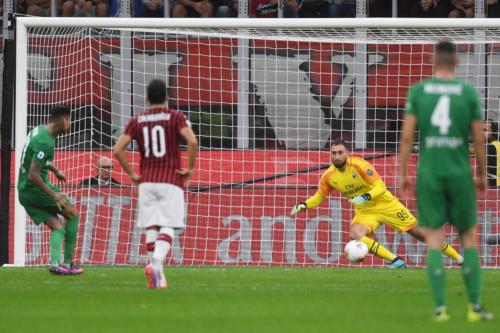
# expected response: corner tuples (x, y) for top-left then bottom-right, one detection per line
(145, 226), (159, 263)
(41, 184), (83, 274)
(425, 226), (450, 321)
(447, 175), (493, 321)
(416, 175), (450, 320)
(151, 184), (185, 288)
(349, 220), (404, 267)
(45, 217), (67, 271)
(382, 198), (460, 266)
(137, 183), (161, 288)
(458, 227), (494, 322)
(60, 204), (82, 274)
(19, 193), (71, 275)
(152, 227), (174, 288)
(143, 226), (159, 289)
(145, 225), (170, 289)
(406, 226), (463, 264)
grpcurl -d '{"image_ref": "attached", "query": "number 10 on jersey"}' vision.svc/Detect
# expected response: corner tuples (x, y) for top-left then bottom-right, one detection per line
(142, 125), (167, 158)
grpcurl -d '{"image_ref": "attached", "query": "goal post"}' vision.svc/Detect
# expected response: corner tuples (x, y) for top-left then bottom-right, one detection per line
(13, 17), (500, 267)
(14, 20), (28, 266)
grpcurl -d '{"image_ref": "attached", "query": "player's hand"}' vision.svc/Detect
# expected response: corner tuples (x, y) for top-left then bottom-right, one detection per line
(176, 168), (194, 187)
(53, 193), (70, 211)
(290, 203), (307, 216)
(54, 171), (67, 183)
(62, 205), (78, 220)
(130, 173), (142, 185)
(349, 194), (371, 206)
(400, 176), (411, 192)
(475, 176), (487, 192)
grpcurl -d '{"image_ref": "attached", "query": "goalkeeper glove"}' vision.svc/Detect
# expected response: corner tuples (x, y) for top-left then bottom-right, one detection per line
(349, 193), (371, 206)
(290, 203), (307, 216)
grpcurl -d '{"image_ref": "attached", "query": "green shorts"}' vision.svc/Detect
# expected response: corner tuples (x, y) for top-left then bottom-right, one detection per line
(416, 173), (477, 231)
(18, 184), (66, 225)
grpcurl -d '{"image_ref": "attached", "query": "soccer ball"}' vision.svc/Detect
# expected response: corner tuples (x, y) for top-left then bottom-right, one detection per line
(344, 240), (369, 263)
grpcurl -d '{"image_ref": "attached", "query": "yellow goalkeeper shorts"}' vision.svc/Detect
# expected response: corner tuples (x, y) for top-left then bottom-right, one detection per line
(351, 199), (417, 235)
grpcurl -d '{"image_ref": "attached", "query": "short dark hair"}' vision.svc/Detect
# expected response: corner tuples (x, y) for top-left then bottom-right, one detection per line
(330, 138), (349, 150)
(435, 41), (457, 67)
(49, 105), (71, 121)
(435, 40), (457, 55)
(147, 79), (167, 105)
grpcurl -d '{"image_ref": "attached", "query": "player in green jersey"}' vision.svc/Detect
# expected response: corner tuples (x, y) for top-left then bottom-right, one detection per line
(400, 41), (492, 322)
(17, 106), (83, 275)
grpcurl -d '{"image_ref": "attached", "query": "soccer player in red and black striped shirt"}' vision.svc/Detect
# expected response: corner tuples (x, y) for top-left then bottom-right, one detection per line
(113, 79), (198, 289)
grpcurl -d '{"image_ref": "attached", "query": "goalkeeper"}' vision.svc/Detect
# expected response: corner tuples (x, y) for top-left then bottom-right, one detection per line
(291, 139), (463, 268)
(17, 106), (83, 275)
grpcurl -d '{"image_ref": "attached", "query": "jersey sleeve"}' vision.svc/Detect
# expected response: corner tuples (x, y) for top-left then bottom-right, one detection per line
(468, 85), (482, 121)
(351, 159), (381, 184)
(31, 141), (52, 167)
(124, 118), (138, 140)
(405, 84), (418, 116)
(317, 170), (334, 197)
(176, 111), (191, 133)
(305, 170), (333, 209)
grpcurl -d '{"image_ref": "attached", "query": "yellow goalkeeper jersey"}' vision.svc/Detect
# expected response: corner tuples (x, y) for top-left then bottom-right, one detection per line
(306, 156), (396, 211)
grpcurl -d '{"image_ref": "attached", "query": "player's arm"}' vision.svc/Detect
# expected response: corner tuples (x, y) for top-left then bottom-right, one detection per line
(349, 162), (386, 205)
(290, 172), (332, 216)
(365, 179), (387, 199)
(113, 134), (140, 184)
(469, 85), (487, 190)
(177, 126), (198, 187)
(27, 161), (68, 210)
(48, 164), (67, 182)
(400, 85), (418, 191)
(471, 120), (487, 190)
(290, 192), (326, 216)
(399, 113), (417, 191)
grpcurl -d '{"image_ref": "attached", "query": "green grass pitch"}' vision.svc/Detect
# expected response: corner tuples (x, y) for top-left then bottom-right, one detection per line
(0, 267), (498, 333)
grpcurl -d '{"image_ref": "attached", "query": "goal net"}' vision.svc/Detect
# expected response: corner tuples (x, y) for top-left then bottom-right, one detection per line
(13, 18), (500, 268)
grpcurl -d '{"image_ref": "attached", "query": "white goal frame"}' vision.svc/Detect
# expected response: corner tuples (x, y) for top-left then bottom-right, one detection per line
(14, 17), (500, 266)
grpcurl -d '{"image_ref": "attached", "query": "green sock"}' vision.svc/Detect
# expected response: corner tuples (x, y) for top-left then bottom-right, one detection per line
(427, 249), (446, 308)
(462, 248), (481, 306)
(50, 228), (65, 266)
(63, 215), (79, 265)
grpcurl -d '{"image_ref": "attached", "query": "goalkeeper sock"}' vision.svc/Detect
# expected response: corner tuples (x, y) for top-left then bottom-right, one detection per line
(427, 249), (447, 308)
(152, 232), (173, 272)
(145, 227), (159, 264)
(63, 215), (79, 266)
(360, 236), (397, 262)
(50, 228), (65, 267)
(441, 242), (463, 264)
(462, 248), (481, 306)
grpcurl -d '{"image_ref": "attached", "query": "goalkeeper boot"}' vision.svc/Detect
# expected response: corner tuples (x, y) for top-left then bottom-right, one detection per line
(467, 304), (494, 322)
(66, 262), (84, 275)
(433, 306), (450, 322)
(48, 265), (72, 275)
(144, 264), (156, 289)
(389, 256), (407, 269)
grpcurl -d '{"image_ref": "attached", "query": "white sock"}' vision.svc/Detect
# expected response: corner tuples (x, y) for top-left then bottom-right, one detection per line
(152, 229), (173, 272)
(145, 228), (159, 264)
(152, 241), (171, 271)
